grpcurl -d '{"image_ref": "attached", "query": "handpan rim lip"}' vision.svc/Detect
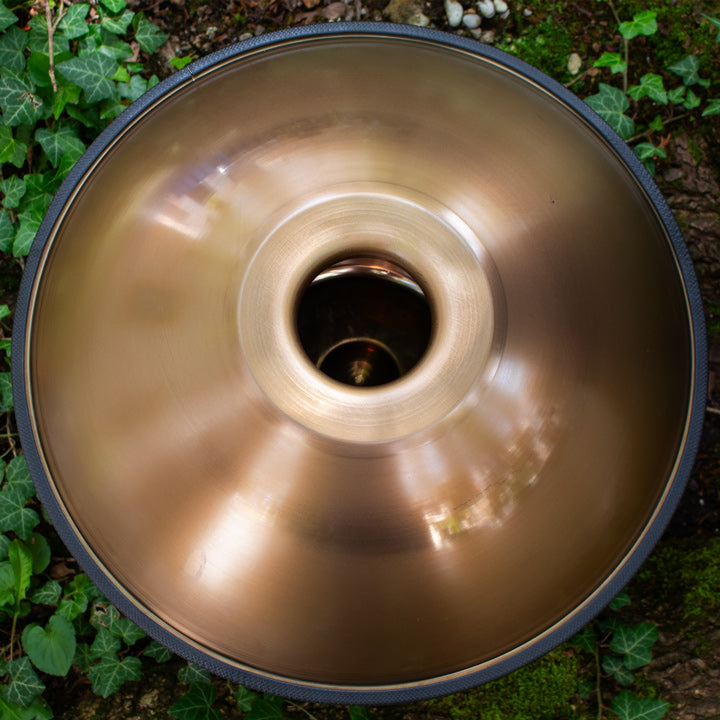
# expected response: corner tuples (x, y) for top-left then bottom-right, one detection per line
(11, 22), (707, 704)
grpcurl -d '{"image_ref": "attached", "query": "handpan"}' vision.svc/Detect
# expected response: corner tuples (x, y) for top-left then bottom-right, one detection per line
(13, 23), (706, 704)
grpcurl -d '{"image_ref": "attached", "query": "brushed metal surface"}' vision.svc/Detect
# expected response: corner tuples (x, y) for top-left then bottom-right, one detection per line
(22, 33), (696, 690)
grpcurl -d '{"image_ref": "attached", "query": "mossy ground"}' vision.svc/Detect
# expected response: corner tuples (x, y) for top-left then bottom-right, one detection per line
(424, 648), (588, 720)
(633, 536), (720, 623)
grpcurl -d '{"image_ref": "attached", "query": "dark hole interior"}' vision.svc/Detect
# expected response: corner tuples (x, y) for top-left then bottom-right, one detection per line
(295, 258), (433, 387)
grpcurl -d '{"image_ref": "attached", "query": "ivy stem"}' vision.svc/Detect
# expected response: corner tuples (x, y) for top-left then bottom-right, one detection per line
(627, 112), (691, 143)
(44, 0), (67, 93)
(605, 0), (628, 94)
(9, 605), (20, 661)
(45, 2), (57, 92)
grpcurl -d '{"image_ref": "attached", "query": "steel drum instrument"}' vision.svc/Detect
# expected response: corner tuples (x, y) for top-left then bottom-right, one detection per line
(13, 24), (706, 703)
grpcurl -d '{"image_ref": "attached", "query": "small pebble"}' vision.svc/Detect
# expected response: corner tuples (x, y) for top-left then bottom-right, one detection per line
(462, 11), (481, 28)
(493, 0), (508, 12)
(567, 52), (582, 75)
(522, 7), (532, 17)
(477, 0), (495, 17)
(445, 0), (464, 27)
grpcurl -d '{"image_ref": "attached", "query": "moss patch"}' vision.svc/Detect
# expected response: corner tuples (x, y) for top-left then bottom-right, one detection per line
(427, 647), (587, 720)
(633, 537), (720, 622)
(498, 15), (574, 80)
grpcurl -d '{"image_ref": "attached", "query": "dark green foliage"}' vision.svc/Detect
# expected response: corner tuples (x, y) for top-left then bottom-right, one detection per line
(0, 0), (166, 260)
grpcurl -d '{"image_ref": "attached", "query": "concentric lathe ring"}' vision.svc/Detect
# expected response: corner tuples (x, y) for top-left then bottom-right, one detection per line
(13, 23), (706, 704)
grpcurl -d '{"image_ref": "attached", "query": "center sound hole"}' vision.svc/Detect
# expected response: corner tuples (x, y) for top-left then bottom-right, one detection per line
(296, 257), (433, 387)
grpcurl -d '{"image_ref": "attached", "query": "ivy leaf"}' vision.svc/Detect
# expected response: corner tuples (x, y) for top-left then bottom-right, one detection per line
(59, 2), (90, 39)
(56, 52), (118, 104)
(73, 643), (93, 671)
(0, 125), (28, 168)
(668, 86), (686, 105)
(28, 15), (69, 55)
(90, 627), (121, 659)
(619, 11), (657, 40)
(627, 74), (667, 104)
(101, 9), (135, 35)
(5, 456), (35, 503)
(87, 654), (141, 698)
(0, 26), (28, 73)
(89, 600), (144, 643)
(169, 683), (221, 720)
(0, 695), (53, 720)
(683, 89), (701, 111)
(634, 143), (666, 161)
(99, 97), (126, 120)
(0, 176), (26, 210)
(703, 14), (720, 42)
(0, 212), (15, 254)
(245, 694), (286, 720)
(22, 614), (77, 676)
(31, 579), (62, 606)
(178, 662), (212, 684)
(134, 14), (168, 54)
(234, 686), (258, 712)
(610, 622), (658, 669)
(1, 373), (13, 409)
(111, 616), (146, 645)
(101, 0), (127, 12)
(26, 533), (50, 574)
(602, 654), (634, 685)
(349, 708), (370, 720)
(3, 657), (45, 708)
(90, 599), (121, 630)
(8, 539), (33, 603)
(668, 55), (702, 87)
(585, 84), (634, 139)
(0, 372), (11, 413)
(0, 2), (17, 33)
(52, 82), (82, 120)
(34, 125), (86, 169)
(170, 56), (194, 70)
(0, 70), (47, 127)
(12, 217), (41, 259)
(612, 690), (669, 720)
(571, 625), (597, 653)
(702, 99), (720, 116)
(118, 74), (148, 102)
(143, 640), (174, 663)
(58, 574), (97, 621)
(593, 52), (626, 74)
(0, 487), (40, 540)
(649, 115), (663, 132)
(0, 533), (9, 560)
(27, 50), (74, 89)
(0, 560), (15, 606)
